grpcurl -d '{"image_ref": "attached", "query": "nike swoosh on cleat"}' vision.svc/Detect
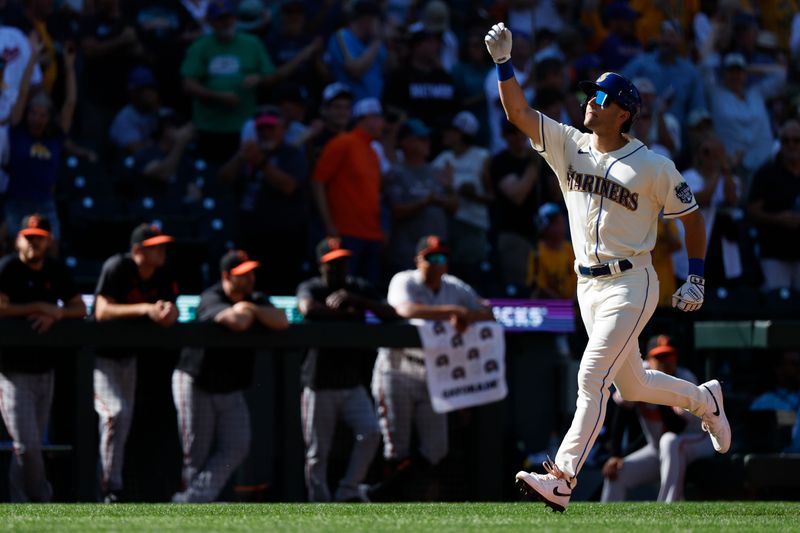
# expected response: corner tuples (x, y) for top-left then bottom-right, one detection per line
(577, 149), (588, 154)
(553, 487), (572, 497)
(703, 385), (720, 416)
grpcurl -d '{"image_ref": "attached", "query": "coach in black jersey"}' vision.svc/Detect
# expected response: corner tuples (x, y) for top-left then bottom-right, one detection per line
(173, 249), (288, 502)
(297, 237), (398, 502)
(0, 214), (86, 502)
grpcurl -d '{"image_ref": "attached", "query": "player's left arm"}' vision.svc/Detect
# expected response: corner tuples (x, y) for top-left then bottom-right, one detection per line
(679, 209), (706, 263)
(672, 209), (707, 312)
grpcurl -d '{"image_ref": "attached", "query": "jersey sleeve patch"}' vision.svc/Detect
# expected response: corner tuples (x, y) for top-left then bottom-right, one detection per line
(674, 182), (694, 204)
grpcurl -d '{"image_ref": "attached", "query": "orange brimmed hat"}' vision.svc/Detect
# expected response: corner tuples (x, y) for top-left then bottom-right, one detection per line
(130, 223), (175, 247)
(220, 249), (260, 276)
(19, 214), (51, 238)
(416, 235), (449, 256)
(316, 237), (352, 264)
(647, 334), (678, 359)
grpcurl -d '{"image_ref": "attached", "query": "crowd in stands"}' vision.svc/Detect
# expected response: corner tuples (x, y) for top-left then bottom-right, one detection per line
(0, 0), (799, 504)
(0, 0), (794, 306)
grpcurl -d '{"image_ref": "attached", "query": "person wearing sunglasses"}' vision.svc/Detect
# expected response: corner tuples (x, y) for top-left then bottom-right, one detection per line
(369, 234), (494, 500)
(485, 23), (729, 513)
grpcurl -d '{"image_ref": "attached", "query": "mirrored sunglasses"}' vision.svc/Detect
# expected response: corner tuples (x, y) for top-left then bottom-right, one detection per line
(425, 253), (448, 265)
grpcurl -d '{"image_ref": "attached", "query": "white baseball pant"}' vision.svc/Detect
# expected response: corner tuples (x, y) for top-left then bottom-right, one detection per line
(555, 266), (709, 481)
(372, 368), (448, 466)
(0, 370), (54, 502)
(300, 386), (380, 502)
(171, 369), (251, 503)
(601, 431), (714, 502)
(93, 356), (136, 495)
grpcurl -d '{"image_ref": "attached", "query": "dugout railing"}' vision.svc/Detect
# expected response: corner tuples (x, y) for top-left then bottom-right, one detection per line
(0, 319), (569, 503)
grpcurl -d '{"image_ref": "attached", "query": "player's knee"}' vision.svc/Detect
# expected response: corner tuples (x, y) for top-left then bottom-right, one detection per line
(615, 384), (642, 403)
(577, 372), (604, 395)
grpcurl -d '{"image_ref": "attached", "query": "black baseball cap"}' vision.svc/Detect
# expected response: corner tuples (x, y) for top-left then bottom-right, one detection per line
(206, 0), (235, 20)
(316, 237), (352, 264)
(220, 249), (260, 276)
(19, 213), (51, 238)
(647, 334), (678, 359)
(416, 235), (449, 256)
(130, 223), (175, 247)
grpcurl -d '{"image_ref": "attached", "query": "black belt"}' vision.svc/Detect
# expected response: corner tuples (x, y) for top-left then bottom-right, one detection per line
(404, 354), (426, 366)
(578, 259), (633, 277)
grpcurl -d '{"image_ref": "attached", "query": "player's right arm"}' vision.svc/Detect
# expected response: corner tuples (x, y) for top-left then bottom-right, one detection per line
(485, 23), (542, 147)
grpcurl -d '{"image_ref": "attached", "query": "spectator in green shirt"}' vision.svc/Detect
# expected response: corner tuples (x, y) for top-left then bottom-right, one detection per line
(181, 0), (276, 163)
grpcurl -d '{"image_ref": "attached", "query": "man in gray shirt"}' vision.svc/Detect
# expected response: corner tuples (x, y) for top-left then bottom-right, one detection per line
(385, 119), (457, 272)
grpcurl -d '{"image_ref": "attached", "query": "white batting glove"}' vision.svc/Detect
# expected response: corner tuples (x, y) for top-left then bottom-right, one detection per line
(484, 22), (512, 64)
(672, 275), (705, 312)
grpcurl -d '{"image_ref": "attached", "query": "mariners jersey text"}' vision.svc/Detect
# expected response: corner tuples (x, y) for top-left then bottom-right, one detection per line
(566, 164), (639, 211)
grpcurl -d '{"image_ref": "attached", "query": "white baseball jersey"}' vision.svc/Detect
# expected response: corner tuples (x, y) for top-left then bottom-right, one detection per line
(532, 113), (698, 266)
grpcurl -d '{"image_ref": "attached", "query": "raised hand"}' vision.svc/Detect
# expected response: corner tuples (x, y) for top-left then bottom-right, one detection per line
(484, 22), (512, 64)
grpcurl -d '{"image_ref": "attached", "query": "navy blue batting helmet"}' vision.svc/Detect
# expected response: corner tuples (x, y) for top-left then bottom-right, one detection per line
(579, 72), (641, 130)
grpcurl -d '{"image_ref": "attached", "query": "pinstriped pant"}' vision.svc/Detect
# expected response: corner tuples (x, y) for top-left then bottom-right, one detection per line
(93, 356), (136, 494)
(372, 369), (448, 466)
(555, 267), (708, 481)
(601, 431), (714, 502)
(301, 386), (380, 502)
(172, 370), (250, 503)
(0, 370), (54, 502)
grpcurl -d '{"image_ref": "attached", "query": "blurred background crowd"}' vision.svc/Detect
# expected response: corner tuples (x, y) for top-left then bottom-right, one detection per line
(0, 0), (797, 310)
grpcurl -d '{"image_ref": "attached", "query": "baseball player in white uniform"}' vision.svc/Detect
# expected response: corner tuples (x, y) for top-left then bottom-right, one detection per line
(484, 23), (731, 512)
(601, 335), (715, 503)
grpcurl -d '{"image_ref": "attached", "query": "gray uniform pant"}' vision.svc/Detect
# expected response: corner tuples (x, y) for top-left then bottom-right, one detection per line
(0, 370), (54, 502)
(172, 370), (250, 503)
(300, 386), (380, 502)
(601, 431), (714, 503)
(93, 356), (136, 494)
(372, 370), (448, 466)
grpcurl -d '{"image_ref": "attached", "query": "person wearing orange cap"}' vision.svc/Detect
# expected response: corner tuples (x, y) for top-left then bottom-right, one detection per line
(297, 237), (398, 502)
(369, 235), (494, 500)
(600, 335), (714, 503)
(172, 249), (289, 502)
(0, 214), (86, 502)
(92, 223), (179, 503)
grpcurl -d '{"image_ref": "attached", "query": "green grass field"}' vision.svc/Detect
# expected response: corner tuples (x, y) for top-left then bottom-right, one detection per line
(0, 502), (797, 532)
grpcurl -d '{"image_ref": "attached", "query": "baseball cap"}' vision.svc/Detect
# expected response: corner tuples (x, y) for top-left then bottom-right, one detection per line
(130, 223), (175, 247)
(128, 66), (156, 90)
(352, 97), (383, 119)
(422, 0), (449, 32)
(647, 334), (678, 359)
(19, 213), (51, 238)
(237, 0), (268, 31)
(255, 107), (281, 128)
(398, 118), (432, 140)
(605, 1), (639, 21)
(416, 235), (449, 256)
(316, 237), (352, 264)
(722, 52), (747, 70)
(206, 0), (235, 20)
(451, 111), (479, 136)
(322, 82), (353, 104)
(632, 77), (656, 96)
(536, 202), (562, 228)
(220, 249), (260, 276)
(579, 71), (641, 115)
(407, 21), (442, 41)
(687, 109), (712, 128)
(350, 0), (381, 20)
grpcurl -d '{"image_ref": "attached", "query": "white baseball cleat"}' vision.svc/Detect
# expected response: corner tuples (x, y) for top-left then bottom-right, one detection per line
(515, 460), (573, 513)
(700, 379), (731, 453)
